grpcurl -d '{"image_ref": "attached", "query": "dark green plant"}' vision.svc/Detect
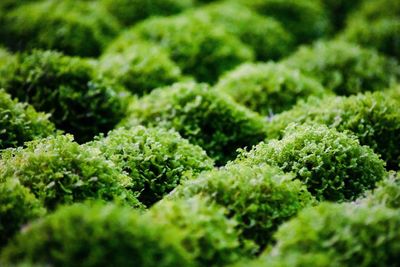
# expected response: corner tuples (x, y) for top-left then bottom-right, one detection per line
(147, 196), (246, 266)
(172, 163), (314, 252)
(100, 0), (194, 26)
(320, 0), (363, 31)
(0, 202), (194, 267)
(237, 0), (330, 44)
(0, 50), (127, 143)
(99, 42), (183, 96)
(107, 15), (254, 83)
(283, 41), (400, 95)
(0, 179), (45, 247)
(89, 126), (214, 207)
(341, 18), (400, 59)
(0, 0), (121, 57)
(237, 124), (387, 202)
(215, 62), (326, 116)
(121, 82), (267, 165)
(193, 2), (294, 61)
(266, 92), (400, 170)
(0, 89), (55, 150)
(0, 0), (38, 10)
(0, 135), (141, 210)
(270, 202), (400, 267)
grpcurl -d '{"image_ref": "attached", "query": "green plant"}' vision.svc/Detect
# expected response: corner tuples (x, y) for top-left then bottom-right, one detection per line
(283, 41), (400, 95)
(363, 171), (400, 209)
(147, 196), (246, 266)
(0, 135), (141, 210)
(172, 163), (314, 252)
(215, 62), (326, 116)
(0, 89), (55, 150)
(100, 0), (194, 26)
(266, 92), (400, 170)
(237, 0), (330, 44)
(0, 202), (194, 267)
(0, 50), (127, 143)
(99, 42), (183, 96)
(121, 82), (267, 165)
(320, 0), (363, 31)
(107, 14), (254, 83)
(270, 202), (400, 267)
(89, 126), (214, 207)
(0, 179), (45, 247)
(349, 0), (400, 22)
(193, 2), (293, 61)
(237, 124), (387, 202)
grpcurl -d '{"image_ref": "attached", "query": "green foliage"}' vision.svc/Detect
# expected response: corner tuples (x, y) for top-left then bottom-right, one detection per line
(363, 171), (400, 209)
(283, 41), (400, 95)
(0, 89), (55, 150)
(237, 124), (387, 202)
(215, 62), (326, 116)
(0, 135), (141, 210)
(0, 202), (194, 267)
(99, 42), (183, 96)
(350, 0), (400, 22)
(266, 92), (400, 170)
(0, 179), (45, 247)
(0, 0), (38, 10)
(341, 18), (400, 59)
(0, 0), (121, 57)
(320, 0), (363, 31)
(172, 163), (314, 252)
(89, 126), (214, 207)
(237, 0), (330, 44)
(101, 0), (194, 26)
(193, 2), (294, 61)
(271, 202), (400, 267)
(0, 50), (127, 143)
(107, 14), (254, 83)
(147, 196), (245, 266)
(122, 82), (267, 165)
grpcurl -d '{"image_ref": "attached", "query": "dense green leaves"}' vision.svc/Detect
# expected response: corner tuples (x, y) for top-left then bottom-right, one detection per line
(122, 82), (267, 165)
(237, 124), (387, 201)
(363, 171), (400, 209)
(89, 126), (214, 207)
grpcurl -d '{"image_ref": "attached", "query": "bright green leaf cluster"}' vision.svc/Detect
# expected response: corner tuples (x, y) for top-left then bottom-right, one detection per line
(107, 14), (254, 83)
(0, 50), (127, 143)
(237, 124), (387, 201)
(271, 202), (400, 267)
(266, 91), (400, 170)
(215, 62), (326, 116)
(363, 171), (400, 209)
(0, 202), (194, 267)
(122, 82), (267, 165)
(0, 0), (120, 57)
(0, 135), (141, 210)
(283, 41), (400, 95)
(89, 126), (214, 207)
(172, 163), (314, 252)
(0, 179), (45, 247)
(0, 89), (55, 150)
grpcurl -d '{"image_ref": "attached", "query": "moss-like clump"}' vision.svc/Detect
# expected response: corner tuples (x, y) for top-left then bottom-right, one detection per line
(363, 172), (400, 209)
(193, 2), (293, 61)
(107, 15), (253, 83)
(283, 41), (400, 95)
(0, 89), (55, 150)
(237, 0), (330, 44)
(100, 0), (194, 26)
(266, 92), (400, 170)
(237, 124), (387, 202)
(0, 50), (127, 143)
(0, 135), (140, 210)
(122, 82), (267, 165)
(99, 42), (183, 96)
(0, 202), (194, 267)
(0, 179), (45, 247)
(147, 197), (246, 266)
(270, 202), (400, 267)
(89, 126), (214, 207)
(0, 0), (120, 57)
(172, 163), (314, 252)
(215, 62), (326, 116)
(341, 18), (400, 59)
